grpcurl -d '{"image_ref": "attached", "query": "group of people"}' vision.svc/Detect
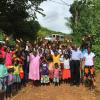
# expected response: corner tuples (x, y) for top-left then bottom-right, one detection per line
(0, 39), (96, 99)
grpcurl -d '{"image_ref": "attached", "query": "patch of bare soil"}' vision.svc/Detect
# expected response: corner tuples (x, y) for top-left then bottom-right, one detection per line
(11, 83), (95, 100)
(96, 70), (100, 100)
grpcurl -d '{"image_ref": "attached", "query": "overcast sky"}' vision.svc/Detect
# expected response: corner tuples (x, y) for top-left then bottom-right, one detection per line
(36, 0), (74, 34)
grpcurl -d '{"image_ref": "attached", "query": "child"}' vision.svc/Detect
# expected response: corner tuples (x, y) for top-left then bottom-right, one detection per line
(6, 68), (14, 98)
(62, 54), (71, 84)
(48, 60), (54, 83)
(13, 59), (21, 91)
(53, 63), (60, 86)
(40, 57), (49, 85)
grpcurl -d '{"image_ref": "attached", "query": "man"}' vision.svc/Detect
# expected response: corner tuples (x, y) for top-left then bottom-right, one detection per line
(21, 46), (29, 86)
(70, 45), (83, 86)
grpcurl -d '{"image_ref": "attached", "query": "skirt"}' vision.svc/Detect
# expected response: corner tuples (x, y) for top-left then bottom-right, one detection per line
(13, 74), (21, 83)
(84, 66), (95, 81)
(41, 75), (49, 83)
(53, 77), (59, 83)
(62, 69), (71, 79)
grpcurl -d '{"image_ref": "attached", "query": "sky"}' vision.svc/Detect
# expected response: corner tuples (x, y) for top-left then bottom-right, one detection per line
(36, 0), (74, 34)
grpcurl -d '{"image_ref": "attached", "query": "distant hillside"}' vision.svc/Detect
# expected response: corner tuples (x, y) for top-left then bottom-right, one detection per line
(37, 27), (67, 37)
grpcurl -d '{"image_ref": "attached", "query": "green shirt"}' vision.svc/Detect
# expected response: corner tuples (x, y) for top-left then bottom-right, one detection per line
(0, 64), (8, 78)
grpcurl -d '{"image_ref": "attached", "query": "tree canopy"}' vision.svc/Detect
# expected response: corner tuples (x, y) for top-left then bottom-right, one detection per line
(0, 0), (46, 40)
(67, 0), (100, 36)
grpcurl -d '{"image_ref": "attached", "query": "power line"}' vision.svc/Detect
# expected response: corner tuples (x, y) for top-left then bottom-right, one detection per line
(49, 0), (70, 6)
(60, 0), (70, 6)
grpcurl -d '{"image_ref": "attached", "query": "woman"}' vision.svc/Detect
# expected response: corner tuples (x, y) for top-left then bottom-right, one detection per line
(5, 47), (12, 68)
(29, 51), (40, 86)
(83, 47), (95, 89)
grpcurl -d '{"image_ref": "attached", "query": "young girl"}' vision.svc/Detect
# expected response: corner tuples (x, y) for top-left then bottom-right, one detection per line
(13, 59), (21, 91)
(48, 60), (54, 83)
(40, 57), (49, 85)
(62, 54), (71, 84)
(6, 68), (14, 98)
(5, 47), (13, 68)
(53, 63), (60, 86)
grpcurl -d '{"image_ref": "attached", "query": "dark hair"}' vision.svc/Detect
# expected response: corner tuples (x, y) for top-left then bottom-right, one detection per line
(14, 60), (19, 65)
(55, 63), (59, 68)
(8, 68), (14, 73)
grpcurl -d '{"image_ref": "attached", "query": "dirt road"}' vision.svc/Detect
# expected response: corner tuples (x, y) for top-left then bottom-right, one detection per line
(11, 83), (95, 100)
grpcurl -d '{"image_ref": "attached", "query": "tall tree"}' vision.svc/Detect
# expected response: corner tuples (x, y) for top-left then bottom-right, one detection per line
(67, 0), (100, 36)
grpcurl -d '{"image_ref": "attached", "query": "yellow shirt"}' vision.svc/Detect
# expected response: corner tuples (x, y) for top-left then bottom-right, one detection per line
(52, 54), (60, 65)
(13, 65), (20, 75)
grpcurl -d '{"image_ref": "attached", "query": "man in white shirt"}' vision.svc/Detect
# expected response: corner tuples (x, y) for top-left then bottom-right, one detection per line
(70, 45), (83, 86)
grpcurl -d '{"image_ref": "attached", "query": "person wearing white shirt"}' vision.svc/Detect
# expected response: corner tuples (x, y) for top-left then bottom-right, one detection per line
(83, 47), (95, 88)
(62, 54), (71, 83)
(70, 45), (83, 85)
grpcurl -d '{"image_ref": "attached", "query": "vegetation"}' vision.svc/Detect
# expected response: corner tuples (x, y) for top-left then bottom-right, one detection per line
(37, 27), (66, 38)
(67, 0), (100, 69)
(0, 0), (46, 40)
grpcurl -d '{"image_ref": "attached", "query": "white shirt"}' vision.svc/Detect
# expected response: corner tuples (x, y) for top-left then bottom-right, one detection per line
(71, 49), (83, 60)
(84, 52), (95, 66)
(63, 59), (70, 69)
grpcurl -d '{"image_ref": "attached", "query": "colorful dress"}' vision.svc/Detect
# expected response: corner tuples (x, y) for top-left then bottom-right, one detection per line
(62, 59), (71, 79)
(83, 52), (95, 82)
(29, 54), (40, 80)
(40, 63), (49, 83)
(13, 65), (21, 83)
(53, 68), (60, 83)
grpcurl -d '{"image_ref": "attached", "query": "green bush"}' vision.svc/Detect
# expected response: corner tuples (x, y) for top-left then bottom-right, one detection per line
(92, 45), (100, 69)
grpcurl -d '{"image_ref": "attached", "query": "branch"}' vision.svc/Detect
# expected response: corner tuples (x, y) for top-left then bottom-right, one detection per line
(60, 0), (70, 6)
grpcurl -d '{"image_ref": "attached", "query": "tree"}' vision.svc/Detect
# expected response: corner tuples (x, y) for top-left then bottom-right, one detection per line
(0, 0), (45, 40)
(67, 0), (100, 36)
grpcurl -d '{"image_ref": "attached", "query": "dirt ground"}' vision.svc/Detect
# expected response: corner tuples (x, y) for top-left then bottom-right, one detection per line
(95, 70), (100, 100)
(11, 82), (96, 100)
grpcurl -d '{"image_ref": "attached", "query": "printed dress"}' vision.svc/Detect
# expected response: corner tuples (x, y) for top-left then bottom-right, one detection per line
(40, 63), (49, 84)
(83, 52), (95, 82)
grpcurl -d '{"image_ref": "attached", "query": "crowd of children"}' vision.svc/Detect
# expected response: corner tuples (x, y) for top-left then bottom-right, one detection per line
(0, 39), (96, 100)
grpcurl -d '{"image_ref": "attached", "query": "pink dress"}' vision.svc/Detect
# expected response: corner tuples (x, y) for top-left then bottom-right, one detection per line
(54, 68), (60, 78)
(29, 53), (40, 80)
(5, 52), (12, 67)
